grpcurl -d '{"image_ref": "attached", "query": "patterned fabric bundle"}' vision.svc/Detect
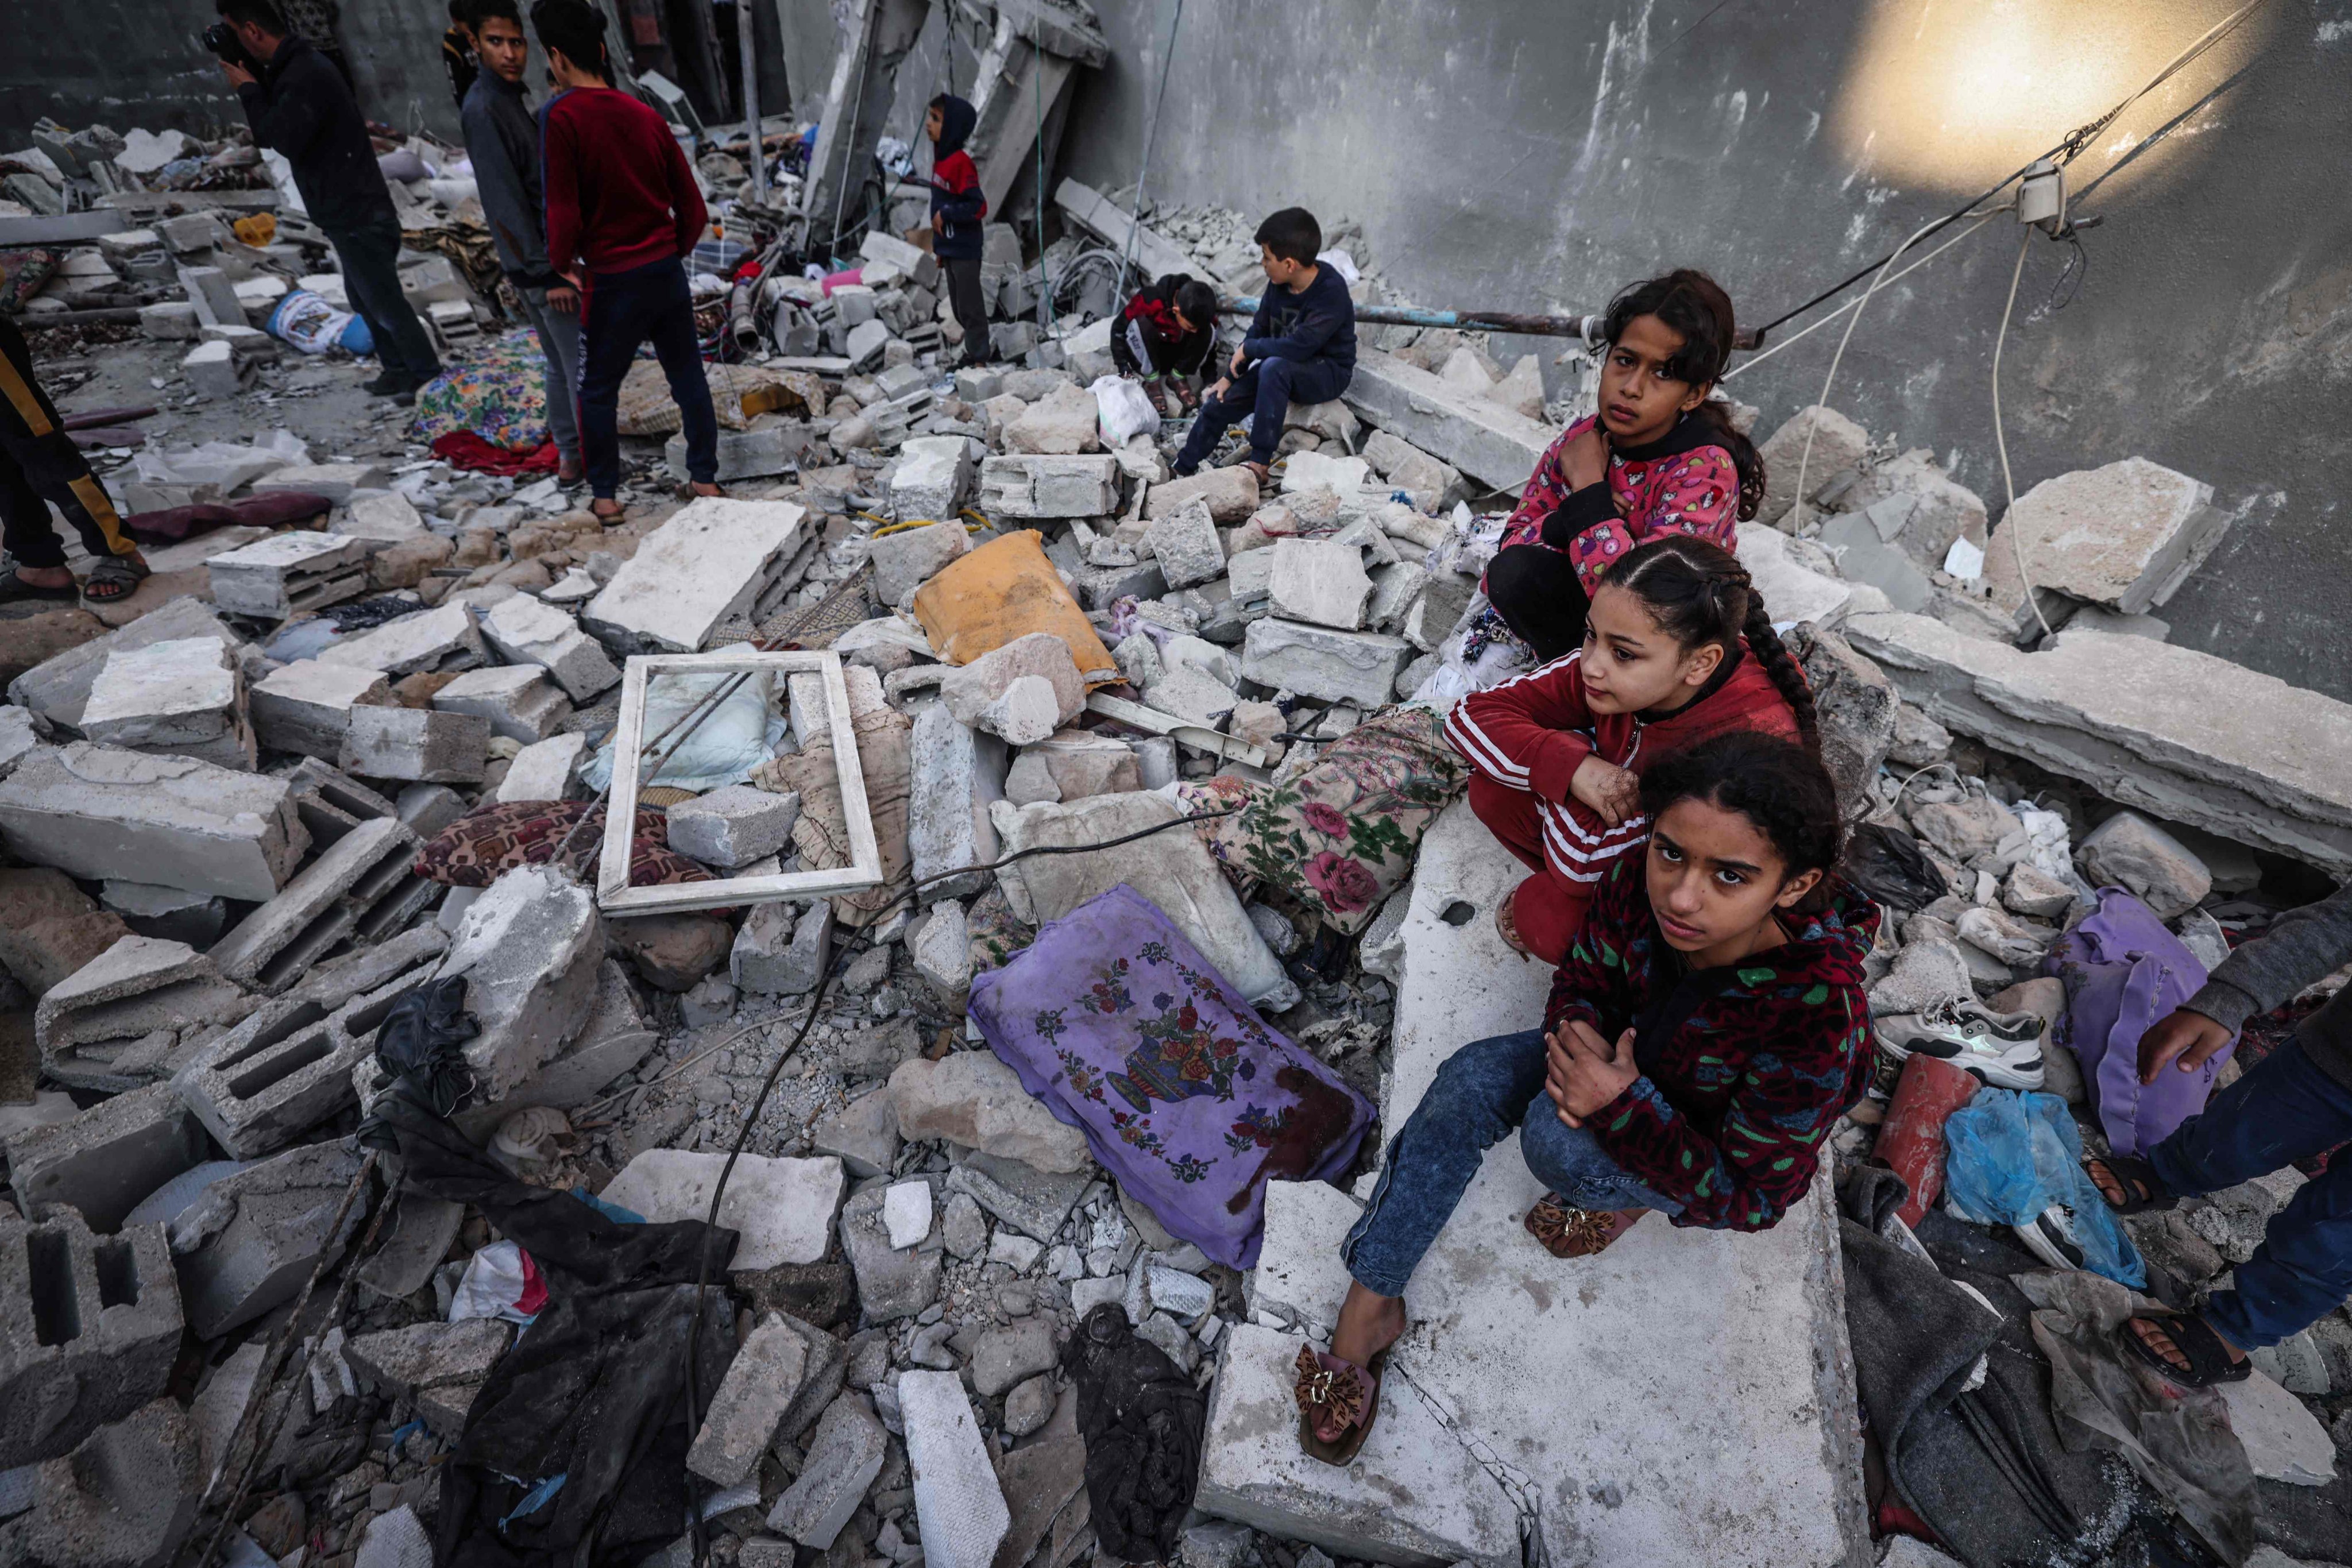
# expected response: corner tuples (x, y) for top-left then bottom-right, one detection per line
(410, 329), (552, 452)
(414, 799), (713, 889)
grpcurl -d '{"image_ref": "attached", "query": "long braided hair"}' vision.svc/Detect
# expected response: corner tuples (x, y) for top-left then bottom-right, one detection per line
(1599, 535), (1821, 757)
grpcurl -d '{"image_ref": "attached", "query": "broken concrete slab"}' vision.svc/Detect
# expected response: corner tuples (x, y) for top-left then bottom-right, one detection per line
(0, 1208), (181, 1469)
(251, 462), (385, 505)
(1982, 457), (2229, 617)
(33, 933), (251, 1091)
(766, 1391), (887, 1549)
(80, 635), (252, 768)
(945, 1152), (1090, 1245)
(1239, 618), (1409, 709)
(883, 1180), (933, 1250)
(599, 1150), (845, 1270)
(1845, 612), (2352, 877)
(317, 601), (485, 679)
(207, 816), (425, 992)
(338, 704), (491, 783)
(101, 880), (230, 949)
(889, 435), (976, 525)
(8, 594), (243, 731)
(248, 661), (392, 758)
(988, 1385), (1086, 1568)
(689, 1311), (811, 1486)
(907, 705), (1006, 901)
(1144, 465), (1259, 524)
(206, 532), (370, 619)
(1736, 521), (1852, 629)
(342, 1318), (512, 1439)
(2076, 811), (2211, 920)
(493, 731), (587, 804)
(0, 742), (306, 901)
(977, 454), (1121, 518)
(18, 1397), (200, 1568)
(0, 867), (129, 998)
(168, 1137), (372, 1338)
(870, 519), (972, 608)
(582, 498), (809, 654)
(670, 419), (814, 483)
(811, 1087), (901, 1181)
(898, 1370), (1010, 1568)
(889, 1052), (1090, 1173)
(3, 1081), (210, 1230)
(429, 663), (571, 744)
(839, 1183), (944, 1322)
(1754, 404), (1868, 527)
(940, 632), (1086, 737)
(405, 865), (601, 1109)
(1144, 496), (1226, 590)
(479, 593), (620, 701)
(1268, 538), (1373, 631)
(446, 959), (656, 1142)
(1338, 349), (1552, 491)
(666, 785), (800, 869)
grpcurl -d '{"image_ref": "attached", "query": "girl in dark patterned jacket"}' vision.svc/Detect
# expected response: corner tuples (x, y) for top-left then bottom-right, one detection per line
(1291, 732), (1876, 1465)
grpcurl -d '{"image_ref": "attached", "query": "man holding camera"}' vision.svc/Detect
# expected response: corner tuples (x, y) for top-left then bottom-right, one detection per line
(213, 0), (443, 404)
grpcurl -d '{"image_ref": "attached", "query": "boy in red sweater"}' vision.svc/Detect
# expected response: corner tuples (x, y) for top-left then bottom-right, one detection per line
(925, 94), (991, 368)
(531, 0), (719, 519)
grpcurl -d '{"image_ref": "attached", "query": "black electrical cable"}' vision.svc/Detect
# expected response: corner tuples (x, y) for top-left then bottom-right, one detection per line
(678, 803), (1242, 1564)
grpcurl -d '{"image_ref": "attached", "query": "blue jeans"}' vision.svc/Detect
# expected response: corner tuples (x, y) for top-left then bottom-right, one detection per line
(1342, 1029), (1697, 1297)
(1174, 353), (1351, 472)
(2145, 1038), (2352, 1350)
(578, 256), (717, 499)
(325, 215), (443, 385)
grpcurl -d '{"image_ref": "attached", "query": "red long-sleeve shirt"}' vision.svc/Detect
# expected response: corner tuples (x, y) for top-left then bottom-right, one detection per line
(540, 86), (707, 277)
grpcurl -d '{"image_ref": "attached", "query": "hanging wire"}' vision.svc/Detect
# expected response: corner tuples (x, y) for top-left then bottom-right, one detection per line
(1115, 0), (1188, 298)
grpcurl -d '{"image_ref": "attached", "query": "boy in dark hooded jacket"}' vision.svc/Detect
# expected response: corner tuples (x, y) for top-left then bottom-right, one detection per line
(926, 94), (992, 367)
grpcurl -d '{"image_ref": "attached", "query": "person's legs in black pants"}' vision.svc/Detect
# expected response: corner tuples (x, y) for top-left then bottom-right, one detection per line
(944, 256), (992, 366)
(327, 216), (443, 393)
(1242, 356), (1349, 468)
(1484, 543), (1592, 663)
(577, 258), (719, 504)
(0, 313), (143, 600)
(1173, 361), (1259, 476)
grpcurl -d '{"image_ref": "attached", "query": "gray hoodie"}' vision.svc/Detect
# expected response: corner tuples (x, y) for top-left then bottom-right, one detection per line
(2185, 880), (2352, 1090)
(460, 69), (557, 288)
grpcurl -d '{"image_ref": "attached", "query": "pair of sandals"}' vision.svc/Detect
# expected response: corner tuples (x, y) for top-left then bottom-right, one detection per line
(1292, 1195), (1647, 1463)
(1, 553), (148, 607)
(590, 480), (727, 524)
(2081, 1153), (2249, 1388)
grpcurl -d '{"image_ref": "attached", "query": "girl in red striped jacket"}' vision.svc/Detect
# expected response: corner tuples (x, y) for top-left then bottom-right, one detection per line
(1445, 535), (1820, 964)
(1485, 270), (1764, 661)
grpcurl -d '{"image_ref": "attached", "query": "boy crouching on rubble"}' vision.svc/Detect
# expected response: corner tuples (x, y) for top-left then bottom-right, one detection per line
(1111, 273), (1220, 417)
(1291, 733), (1874, 1463)
(1485, 269), (1763, 662)
(1172, 207), (1355, 482)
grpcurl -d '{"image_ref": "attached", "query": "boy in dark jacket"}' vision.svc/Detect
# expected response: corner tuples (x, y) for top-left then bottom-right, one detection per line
(1111, 273), (1218, 415)
(216, 0), (443, 402)
(926, 94), (991, 368)
(1173, 206), (1355, 481)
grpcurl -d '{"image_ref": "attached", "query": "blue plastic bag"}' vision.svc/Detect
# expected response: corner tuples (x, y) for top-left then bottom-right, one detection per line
(1942, 1087), (2145, 1288)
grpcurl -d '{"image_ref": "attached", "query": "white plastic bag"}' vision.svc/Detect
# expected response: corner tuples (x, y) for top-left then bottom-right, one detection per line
(580, 669), (783, 793)
(1089, 374), (1159, 449)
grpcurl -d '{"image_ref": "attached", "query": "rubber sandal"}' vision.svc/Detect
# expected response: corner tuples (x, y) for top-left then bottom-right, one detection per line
(80, 555), (150, 604)
(1494, 886), (1535, 962)
(1524, 1195), (1645, 1258)
(2083, 1154), (2177, 1215)
(1293, 1342), (1389, 1466)
(677, 481), (726, 501)
(0, 567), (80, 606)
(1239, 460), (1272, 484)
(590, 499), (627, 523)
(2121, 1311), (2250, 1388)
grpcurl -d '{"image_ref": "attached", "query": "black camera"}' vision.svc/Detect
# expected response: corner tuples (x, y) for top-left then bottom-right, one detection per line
(203, 22), (256, 70)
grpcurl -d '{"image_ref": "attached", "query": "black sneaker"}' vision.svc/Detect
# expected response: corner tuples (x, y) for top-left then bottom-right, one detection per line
(361, 371), (408, 397)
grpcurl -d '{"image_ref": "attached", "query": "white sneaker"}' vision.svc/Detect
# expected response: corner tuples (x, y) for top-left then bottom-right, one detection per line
(1876, 997), (2047, 1091)
(2011, 1204), (2087, 1270)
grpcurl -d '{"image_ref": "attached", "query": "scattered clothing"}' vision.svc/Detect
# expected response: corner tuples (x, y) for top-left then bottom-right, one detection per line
(1111, 274), (1216, 381)
(969, 884), (1373, 1269)
(1545, 856), (1878, 1230)
(925, 95), (986, 261)
(120, 489), (334, 544)
(232, 34), (396, 233)
(542, 84), (709, 277)
(0, 312), (137, 573)
(1445, 639), (1802, 961)
(1063, 1303), (1205, 1565)
(2048, 889), (2220, 1156)
(430, 432), (560, 475)
(1487, 412), (1742, 655)
(412, 327), (565, 454)
(576, 256), (717, 498)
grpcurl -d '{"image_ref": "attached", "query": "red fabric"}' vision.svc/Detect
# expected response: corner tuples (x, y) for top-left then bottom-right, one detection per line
(1467, 776), (1593, 964)
(119, 489), (335, 543)
(431, 432), (561, 475)
(542, 85), (708, 276)
(932, 148), (982, 210)
(513, 1248), (549, 1318)
(1446, 645), (1803, 897)
(1494, 414), (1742, 594)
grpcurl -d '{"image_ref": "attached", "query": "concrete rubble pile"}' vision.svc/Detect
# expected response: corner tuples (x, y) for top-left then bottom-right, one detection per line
(6, 151), (2351, 1568)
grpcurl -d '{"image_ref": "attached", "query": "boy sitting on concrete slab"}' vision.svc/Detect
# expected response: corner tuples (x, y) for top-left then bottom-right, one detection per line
(1172, 207), (1355, 482)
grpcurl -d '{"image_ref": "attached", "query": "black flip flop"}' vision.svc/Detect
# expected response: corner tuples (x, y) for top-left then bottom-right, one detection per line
(2083, 1154), (2177, 1215)
(0, 568), (79, 606)
(2122, 1311), (2250, 1387)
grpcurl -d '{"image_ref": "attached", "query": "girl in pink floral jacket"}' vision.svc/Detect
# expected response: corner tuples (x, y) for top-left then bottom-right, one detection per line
(1484, 270), (1764, 660)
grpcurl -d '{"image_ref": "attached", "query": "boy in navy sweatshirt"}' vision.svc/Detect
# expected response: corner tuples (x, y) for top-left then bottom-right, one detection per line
(1173, 207), (1355, 480)
(926, 94), (992, 367)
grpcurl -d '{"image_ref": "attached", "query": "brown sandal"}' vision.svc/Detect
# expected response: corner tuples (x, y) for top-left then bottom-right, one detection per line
(1495, 886), (1534, 962)
(1293, 1342), (1388, 1466)
(1524, 1195), (1645, 1258)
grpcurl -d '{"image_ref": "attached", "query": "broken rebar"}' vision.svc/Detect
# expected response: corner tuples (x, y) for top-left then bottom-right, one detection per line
(1217, 297), (1764, 350)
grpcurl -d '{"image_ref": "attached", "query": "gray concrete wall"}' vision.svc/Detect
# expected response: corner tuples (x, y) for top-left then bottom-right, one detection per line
(1055, 0), (2352, 700)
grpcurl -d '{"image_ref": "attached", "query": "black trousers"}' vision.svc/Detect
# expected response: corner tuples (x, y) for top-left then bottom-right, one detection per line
(943, 255), (992, 366)
(325, 214), (443, 385)
(1485, 543), (1592, 664)
(0, 312), (133, 570)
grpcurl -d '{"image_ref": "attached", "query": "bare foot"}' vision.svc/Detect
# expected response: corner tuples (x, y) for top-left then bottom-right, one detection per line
(12, 565), (72, 590)
(689, 481), (724, 499)
(1318, 1284), (1405, 1443)
(590, 499), (626, 523)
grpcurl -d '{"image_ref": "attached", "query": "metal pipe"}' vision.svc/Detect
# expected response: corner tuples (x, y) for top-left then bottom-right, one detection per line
(1215, 296), (1764, 351)
(738, 0), (768, 204)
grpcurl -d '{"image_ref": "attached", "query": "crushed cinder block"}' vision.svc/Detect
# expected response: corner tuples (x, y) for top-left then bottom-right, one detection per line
(1144, 496), (1226, 590)
(282, 758), (400, 850)
(667, 419), (813, 483)
(976, 454), (1119, 518)
(1268, 538), (1373, 631)
(420, 866), (601, 1103)
(248, 661), (392, 758)
(317, 601), (485, 679)
(582, 498), (810, 654)
(939, 632), (1086, 741)
(689, 1311), (812, 1486)
(889, 435), (975, 525)
(9, 596), (243, 731)
(1339, 349), (1551, 491)
(0, 1208), (181, 1469)
(479, 593), (620, 701)
(897, 1370), (1010, 1568)
(18, 1397), (200, 1568)
(4, 1082), (208, 1232)
(907, 706), (1006, 901)
(428, 664), (572, 744)
(101, 880), (230, 949)
(869, 519), (971, 607)
(666, 785), (800, 869)
(493, 731), (588, 804)
(167, 1138), (373, 1339)
(79, 636), (253, 769)
(1239, 618), (1409, 708)
(338, 705), (491, 783)
(766, 1392), (887, 1549)
(446, 960), (654, 1141)
(206, 532), (370, 619)
(179, 940), (442, 1158)
(181, 339), (250, 401)
(0, 743), (306, 902)
(600, 1150), (844, 1271)
(342, 1318), (512, 1439)
(1983, 455), (2231, 620)
(206, 816), (426, 991)
(33, 933), (252, 1091)
(1145, 465), (1259, 524)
